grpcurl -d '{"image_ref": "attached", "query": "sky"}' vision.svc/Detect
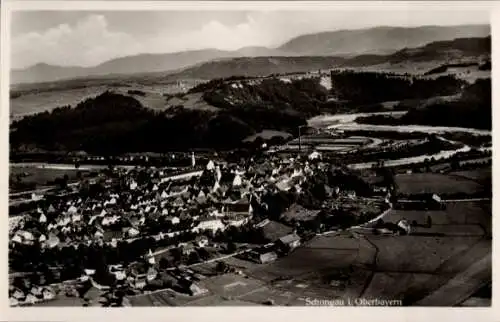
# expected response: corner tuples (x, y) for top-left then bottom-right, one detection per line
(10, 4), (491, 69)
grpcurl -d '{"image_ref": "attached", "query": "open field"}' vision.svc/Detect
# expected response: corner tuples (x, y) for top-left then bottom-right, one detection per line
(165, 92), (220, 112)
(360, 236), (491, 305)
(395, 173), (484, 195)
(384, 201), (491, 226)
(220, 256), (263, 271)
(247, 249), (359, 282)
(362, 272), (434, 300)
(243, 130), (292, 143)
(10, 86), (108, 120)
(368, 235), (483, 273)
(10, 84), (215, 121)
(416, 253), (491, 305)
(460, 297), (491, 306)
(449, 168), (492, 183)
(402, 239), (491, 304)
(242, 222), (490, 306)
(10, 85), (169, 119)
(126, 290), (177, 306)
(247, 233), (375, 282)
(33, 296), (86, 307)
(201, 273), (266, 299)
(10, 166), (89, 192)
(424, 68), (491, 83)
(237, 286), (304, 305)
(185, 295), (256, 306)
(410, 224), (485, 237)
(270, 266), (373, 301)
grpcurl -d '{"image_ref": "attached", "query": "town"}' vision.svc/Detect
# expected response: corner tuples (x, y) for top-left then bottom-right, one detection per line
(7, 9), (492, 309)
(9, 121), (492, 306)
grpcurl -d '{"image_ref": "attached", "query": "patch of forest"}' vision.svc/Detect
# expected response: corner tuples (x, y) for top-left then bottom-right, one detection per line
(330, 70), (467, 105)
(355, 78), (491, 130)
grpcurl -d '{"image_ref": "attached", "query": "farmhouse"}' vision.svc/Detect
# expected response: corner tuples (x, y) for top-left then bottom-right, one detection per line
(195, 235), (209, 248)
(194, 218), (225, 232)
(277, 233), (301, 251)
(259, 251), (278, 264)
(427, 193), (445, 210)
(256, 219), (293, 242)
(397, 220), (412, 235)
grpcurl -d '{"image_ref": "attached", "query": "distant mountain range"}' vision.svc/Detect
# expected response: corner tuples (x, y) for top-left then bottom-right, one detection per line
(165, 36), (491, 80)
(278, 24), (490, 55)
(11, 24), (490, 84)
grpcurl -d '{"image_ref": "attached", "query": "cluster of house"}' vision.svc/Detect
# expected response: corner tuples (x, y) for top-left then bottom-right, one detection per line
(9, 153), (329, 305)
(9, 282), (56, 306)
(242, 224), (302, 265)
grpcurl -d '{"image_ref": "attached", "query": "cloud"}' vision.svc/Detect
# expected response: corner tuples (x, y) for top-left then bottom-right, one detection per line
(12, 14), (140, 68)
(13, 13), (274, 68)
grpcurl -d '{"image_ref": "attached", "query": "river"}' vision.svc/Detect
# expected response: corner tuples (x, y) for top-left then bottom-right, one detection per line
(309, 112), (491, 136)
(347, 144), (472, 170)
(308, 111), (406, 127)
(308, 112), (491, 169)
(328, 123), (491, 136)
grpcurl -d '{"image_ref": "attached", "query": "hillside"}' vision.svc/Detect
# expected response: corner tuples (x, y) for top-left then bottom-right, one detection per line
(278, 25), (490, 56)
(167, 56), (345, 80)
(11, 49), (234, 84)
(11, 25), (489, 85)
(11, 47), (292, 85)
(11, 63), (90, 85)
(343, 36), (491, 66)
(198, 77), (331, 118)
(159, 36), (491, 80)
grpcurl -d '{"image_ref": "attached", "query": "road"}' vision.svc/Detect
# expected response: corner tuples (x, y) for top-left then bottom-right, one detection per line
(350, 206), (393, 229)
(308, 111), (406, 127)
(347, 144), (471, 170)
(397, 197), (491, 204)
(173, 248), (253, 270)
(327, 122), (491, 136)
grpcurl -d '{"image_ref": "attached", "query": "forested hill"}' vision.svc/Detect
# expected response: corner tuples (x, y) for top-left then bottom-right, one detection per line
(10, 91), (307, 154)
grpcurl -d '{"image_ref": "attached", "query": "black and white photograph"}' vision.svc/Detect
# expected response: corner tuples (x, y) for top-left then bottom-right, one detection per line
(3, 0), (494, 315)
